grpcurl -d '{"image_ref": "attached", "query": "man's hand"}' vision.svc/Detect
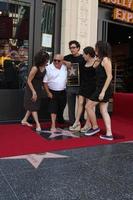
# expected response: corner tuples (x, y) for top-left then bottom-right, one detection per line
(63, 60), (72, 68)
(47, 92), (53, 99)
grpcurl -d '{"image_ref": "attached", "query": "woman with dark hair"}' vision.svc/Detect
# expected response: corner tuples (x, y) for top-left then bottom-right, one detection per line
(69, 46), (96, 132)
(85, 41), (113, 140)
(21, 50), (49, 132)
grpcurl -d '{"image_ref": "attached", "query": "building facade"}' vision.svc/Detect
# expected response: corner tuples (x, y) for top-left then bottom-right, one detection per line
(0, 0), (133, 121)
(61, 0), (98, 54)
(0, 0), (62, 121)
(0, 0), (98, 122)
(98, 0), (133, 93)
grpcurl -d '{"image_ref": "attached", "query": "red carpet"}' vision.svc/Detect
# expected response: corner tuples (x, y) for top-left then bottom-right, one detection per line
(0, 119), (133, 158)
(0, 93), (133, 158)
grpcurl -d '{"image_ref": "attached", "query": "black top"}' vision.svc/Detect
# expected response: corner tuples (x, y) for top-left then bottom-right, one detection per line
(90, 62), (112, 102)
(79, 65), (96, 98)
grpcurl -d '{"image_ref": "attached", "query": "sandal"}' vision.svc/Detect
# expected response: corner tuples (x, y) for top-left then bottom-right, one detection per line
(50, 128), (57, 132)
(36, 127), (42, 132)
(80, 125), (91, 133)
(69, 122), (81, 131)
(21, 121), (33, 127)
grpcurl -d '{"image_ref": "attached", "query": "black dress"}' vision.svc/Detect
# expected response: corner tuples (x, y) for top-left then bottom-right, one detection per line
(79, 65), (96, 98)
(90, 62), (112, 102)
(24, 67), (46, 111)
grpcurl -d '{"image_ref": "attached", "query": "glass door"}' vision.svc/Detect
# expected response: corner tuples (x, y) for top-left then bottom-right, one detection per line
(41, 2), (55, 60)
(40, 0), (62, 61)
(0, 0), (34, 121)
(0, 0), (34, 89)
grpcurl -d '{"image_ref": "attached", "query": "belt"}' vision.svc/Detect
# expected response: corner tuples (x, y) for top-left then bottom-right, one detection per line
(50, 89), (66, 94)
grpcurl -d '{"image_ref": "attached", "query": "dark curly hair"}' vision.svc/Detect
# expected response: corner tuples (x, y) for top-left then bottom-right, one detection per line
(83, 46), (95, 58)
(34, 50), (49, 67)
(69, 40), (80, 49)
(95, 41), (112, 60)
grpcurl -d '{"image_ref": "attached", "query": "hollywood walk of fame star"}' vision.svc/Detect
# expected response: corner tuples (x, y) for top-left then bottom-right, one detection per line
(68, 67), (77, 76)
(41, 128), (79, 139)
(0, 153), (69, 169)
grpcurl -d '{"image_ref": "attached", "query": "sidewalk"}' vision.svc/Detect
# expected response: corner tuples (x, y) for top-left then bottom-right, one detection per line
(0, 142), (133, 200)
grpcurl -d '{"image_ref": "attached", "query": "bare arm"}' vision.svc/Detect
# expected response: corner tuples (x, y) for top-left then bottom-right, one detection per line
(99, 57), (112, 101)
(27, 66), (38, 101)
(62, 60), (71, 68)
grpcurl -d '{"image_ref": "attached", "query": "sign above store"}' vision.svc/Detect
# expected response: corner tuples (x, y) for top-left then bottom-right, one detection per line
(100, 0), (133, 24)
(100, 0), (133, 11)
(113, 7), (133, 23)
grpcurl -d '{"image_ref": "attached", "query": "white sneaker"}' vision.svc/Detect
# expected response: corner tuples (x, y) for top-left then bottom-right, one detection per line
(80, 125), (91, 133)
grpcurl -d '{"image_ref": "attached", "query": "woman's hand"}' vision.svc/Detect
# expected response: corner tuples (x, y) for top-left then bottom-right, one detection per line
(31, 92), (37, 102)
(99, 91), (105, 101)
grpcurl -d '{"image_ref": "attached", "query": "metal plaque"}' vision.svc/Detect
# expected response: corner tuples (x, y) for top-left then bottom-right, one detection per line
(67, 63), (80, 86)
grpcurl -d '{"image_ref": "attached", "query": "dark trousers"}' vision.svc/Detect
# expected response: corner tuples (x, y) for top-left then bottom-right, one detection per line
(67, 86), (84, 124)
(49, 90), (66, 121)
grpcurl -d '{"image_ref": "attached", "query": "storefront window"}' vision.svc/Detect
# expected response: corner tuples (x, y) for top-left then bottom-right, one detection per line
(41, 2), (55, 60)
(0, 1), (30, 89)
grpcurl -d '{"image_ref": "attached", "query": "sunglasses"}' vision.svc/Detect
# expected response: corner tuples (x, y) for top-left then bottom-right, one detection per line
(53, 59), (61, 63)
(69, 46), (77, 49)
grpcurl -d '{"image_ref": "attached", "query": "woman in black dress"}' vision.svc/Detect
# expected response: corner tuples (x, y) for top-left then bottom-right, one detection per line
(85, 41), (113, 140)
(69, 46), (96, 132)
(21, 50), (49, 132)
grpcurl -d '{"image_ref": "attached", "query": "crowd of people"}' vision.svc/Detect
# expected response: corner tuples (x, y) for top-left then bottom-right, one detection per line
(0, 42), (28, 89)
(21, 40), (113, 141)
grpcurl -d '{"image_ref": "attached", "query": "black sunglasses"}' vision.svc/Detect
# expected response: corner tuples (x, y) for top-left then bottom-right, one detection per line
(53, 59), (61, 63)
(69, 46), (77, 49)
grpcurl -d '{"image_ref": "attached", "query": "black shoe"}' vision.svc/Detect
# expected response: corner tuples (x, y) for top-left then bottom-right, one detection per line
(100, 135), (113, 141)
(84, 127), (100, 136)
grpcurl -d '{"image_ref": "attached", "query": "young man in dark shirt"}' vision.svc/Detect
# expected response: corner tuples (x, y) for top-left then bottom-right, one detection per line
(64, 40), (86, 124)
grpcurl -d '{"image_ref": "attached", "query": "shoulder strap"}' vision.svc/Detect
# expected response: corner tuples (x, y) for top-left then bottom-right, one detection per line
(92, 59), (99, 67)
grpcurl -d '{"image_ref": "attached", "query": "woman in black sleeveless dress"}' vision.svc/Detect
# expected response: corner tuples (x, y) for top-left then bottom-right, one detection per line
(21, 50), (49, 132)
(69, 46), (96, 132)
(85, 41), (113, 140)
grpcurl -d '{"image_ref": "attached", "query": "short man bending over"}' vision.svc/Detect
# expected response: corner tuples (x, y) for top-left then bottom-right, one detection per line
(43, 54), (67, 131)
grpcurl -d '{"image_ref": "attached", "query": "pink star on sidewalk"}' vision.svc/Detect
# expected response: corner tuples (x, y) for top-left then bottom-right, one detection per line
(1, 153), (69, 169)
